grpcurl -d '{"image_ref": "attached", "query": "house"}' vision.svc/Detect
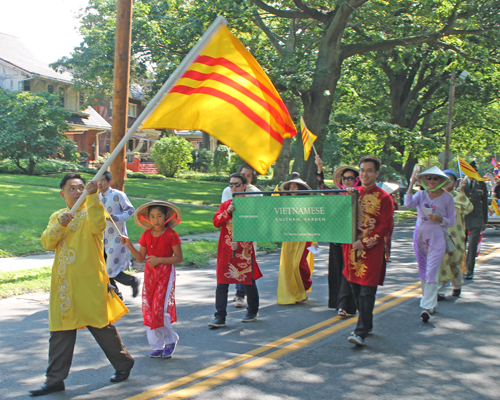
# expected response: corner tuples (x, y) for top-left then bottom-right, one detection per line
(93, 83), (162, 163)
(0, 32), (111, 161)
(0, 32), (217, 168)
(175, 130), (218, 152)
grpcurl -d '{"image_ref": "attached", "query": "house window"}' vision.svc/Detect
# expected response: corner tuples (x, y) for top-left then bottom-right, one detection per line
(58, 87), (65, 106)
(128, 103), (137, 118)
(23, 80), (31, 92)
(79, 93), (84, 109)
(47, 84), (54, 93)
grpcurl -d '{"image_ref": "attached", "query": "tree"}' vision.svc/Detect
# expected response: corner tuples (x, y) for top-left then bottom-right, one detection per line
(55, 0), (500, 185)
(150, 134), (193, 177)
(0, 89), (73, 175)
(325, 42), (500, 180)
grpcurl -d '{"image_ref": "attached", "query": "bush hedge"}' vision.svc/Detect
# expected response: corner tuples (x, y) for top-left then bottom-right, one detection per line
(0, 158), (94, 175)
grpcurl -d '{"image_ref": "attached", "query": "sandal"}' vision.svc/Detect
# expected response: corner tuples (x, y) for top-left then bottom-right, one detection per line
(338, 309), (347, 317)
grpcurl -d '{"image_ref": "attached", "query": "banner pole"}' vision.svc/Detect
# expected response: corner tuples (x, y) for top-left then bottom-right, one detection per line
(69, 16), (228, 214)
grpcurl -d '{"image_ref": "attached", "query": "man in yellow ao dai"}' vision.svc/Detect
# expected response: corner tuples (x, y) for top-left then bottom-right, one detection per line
(30, 173), (134, 397)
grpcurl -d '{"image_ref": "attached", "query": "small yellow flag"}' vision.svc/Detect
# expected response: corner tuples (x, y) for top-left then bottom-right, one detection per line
(271, 184), (280, 196)
(458, 156), (488, 181)
(300, 116), (317, 161)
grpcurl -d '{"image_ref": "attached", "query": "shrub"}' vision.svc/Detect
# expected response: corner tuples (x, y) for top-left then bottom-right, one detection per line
(0, 158), (88, 174)
(150, 135), (193, 177)
(229, 153), (245, 173)
(213, 145), (232, 173)
(126, 171), (167, 180)
(190, 148), (213, 172)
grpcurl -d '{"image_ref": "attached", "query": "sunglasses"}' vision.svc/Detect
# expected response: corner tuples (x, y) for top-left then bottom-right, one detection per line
(425, 176), (441, 181)
(229, 182), (242, 188)
(341, 176), (356, 181)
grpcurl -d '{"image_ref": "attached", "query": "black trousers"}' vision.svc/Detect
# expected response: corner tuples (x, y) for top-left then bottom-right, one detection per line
(110, 271), (138, 288)
(215, 281), (259, 319)
(45, 324), (134, 385)
(466, 227), (482, 275)
(328, 243), (356, 314)
(350, 283), (377, 339)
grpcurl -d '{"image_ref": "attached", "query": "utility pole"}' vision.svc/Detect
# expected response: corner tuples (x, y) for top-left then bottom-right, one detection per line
(110, 0), (133, 191)
(443, 69), (456, 170)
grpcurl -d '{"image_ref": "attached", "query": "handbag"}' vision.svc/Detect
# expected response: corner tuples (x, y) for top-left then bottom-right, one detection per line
(444, 229), (456, 254)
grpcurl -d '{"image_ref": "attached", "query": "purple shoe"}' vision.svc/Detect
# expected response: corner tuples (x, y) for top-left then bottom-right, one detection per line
(162, 342), (177, 358)
(149, 349), (163, 358)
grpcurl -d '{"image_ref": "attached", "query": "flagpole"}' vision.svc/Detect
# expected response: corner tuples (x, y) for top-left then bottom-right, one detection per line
(69, 16), (228, 214)
(307, 131), (319, 157)
(457, 155), (463, 178)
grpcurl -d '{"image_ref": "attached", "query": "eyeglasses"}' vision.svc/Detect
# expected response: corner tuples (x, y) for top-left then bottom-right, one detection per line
(425, 176), (440, 181)
(229, 182), (242, 188)
(341, 176), (355, 181)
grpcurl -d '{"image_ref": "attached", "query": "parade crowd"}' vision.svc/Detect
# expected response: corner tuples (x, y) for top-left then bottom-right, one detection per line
(29, 156), (490, 396)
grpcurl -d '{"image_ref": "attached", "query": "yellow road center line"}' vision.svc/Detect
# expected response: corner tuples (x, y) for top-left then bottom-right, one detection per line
(125, 282), (421, 400)
(162, 288), (422, 399)
(476, 246), (500, 263)
(127, 246), (500, 400)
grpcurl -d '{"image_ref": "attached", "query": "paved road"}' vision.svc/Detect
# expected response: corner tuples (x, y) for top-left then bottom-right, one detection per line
(1, 222), (499, 399)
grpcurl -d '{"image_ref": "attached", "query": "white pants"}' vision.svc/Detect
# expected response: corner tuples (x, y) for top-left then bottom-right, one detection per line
(146, 268), (179, 350)
(420, 280), (438, 312)
(438, 273), (463, 295)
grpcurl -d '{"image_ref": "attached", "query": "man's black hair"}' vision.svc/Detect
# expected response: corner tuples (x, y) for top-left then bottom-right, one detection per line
(358, 155), (381, 172)
(229, 173), (247, 185)
(60, 173), (86, 189)
(102, 171), (112, 182)
(238, 164), (257, 177)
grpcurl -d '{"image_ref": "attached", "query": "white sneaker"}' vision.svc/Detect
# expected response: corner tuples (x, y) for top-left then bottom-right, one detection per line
(234, 297), (246, 308)
(347, 334), (364, 346)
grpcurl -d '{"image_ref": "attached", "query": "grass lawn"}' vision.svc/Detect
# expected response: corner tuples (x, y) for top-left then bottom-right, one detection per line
(0, 266), (52, 298)
(0, 173), (227, 206)
(0, 182), (218, 257)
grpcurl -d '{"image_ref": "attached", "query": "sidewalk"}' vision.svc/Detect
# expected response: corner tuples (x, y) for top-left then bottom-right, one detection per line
(0, 231), (221, 272)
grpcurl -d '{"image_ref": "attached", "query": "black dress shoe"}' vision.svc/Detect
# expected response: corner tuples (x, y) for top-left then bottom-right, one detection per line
(132, 277), (141, 298)
(110, 366), (133, 382)
(29, 381), (65, 396)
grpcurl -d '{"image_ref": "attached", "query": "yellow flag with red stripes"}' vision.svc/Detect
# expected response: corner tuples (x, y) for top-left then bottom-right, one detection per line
(300, 116), (317, 161)
(493, 198), (500, 216)
(458, 156), (488, 181)
(141, 23), (296, 175)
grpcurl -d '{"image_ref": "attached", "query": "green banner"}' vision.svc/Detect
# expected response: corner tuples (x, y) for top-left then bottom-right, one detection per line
(233, 194), (357, 243)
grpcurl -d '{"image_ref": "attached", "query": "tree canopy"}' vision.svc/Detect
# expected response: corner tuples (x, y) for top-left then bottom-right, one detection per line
(54, 0), (500, 183)
(0, 90), (74, 175)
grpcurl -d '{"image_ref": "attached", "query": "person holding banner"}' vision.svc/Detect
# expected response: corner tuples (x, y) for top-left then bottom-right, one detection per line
(31, 173), (134, 396)
(405, 166), (455, 323)
(437, 170), (472, 299)
(221, 164), (261, 309)
(315, 155), (358, 317)
(277, 177), (317, 304)
(464, 160), (488, 280)
(343, 156), (394, 346)
(209, 173), (262, 328)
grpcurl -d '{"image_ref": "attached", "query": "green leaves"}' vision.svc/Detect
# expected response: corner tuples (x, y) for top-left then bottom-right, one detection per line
(0, 90), (72, 175)
(150, 134), (193, 177)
